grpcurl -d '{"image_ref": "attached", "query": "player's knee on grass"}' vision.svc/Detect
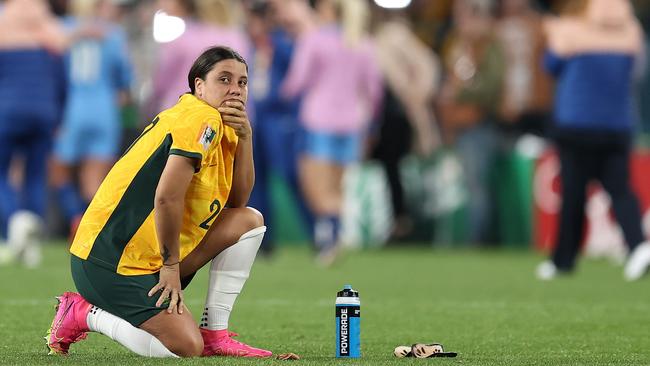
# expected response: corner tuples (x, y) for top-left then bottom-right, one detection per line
(144, 313), (204, 358)
(164, 330), (203, 357)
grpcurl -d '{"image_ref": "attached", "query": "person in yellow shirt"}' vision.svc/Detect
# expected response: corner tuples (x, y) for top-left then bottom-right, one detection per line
(45, 46), (272, 358)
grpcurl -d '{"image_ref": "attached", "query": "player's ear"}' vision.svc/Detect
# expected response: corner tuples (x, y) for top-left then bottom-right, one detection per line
(195, 77), (204, 98)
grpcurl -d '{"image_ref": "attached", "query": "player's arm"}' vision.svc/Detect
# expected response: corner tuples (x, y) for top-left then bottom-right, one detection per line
(281, 33), (317, 98)
(219, 101), (254, 208)
(148, 155), (196, 314)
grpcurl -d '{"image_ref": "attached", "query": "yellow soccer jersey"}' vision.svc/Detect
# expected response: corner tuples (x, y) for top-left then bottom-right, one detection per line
(70, 94), (239, 275)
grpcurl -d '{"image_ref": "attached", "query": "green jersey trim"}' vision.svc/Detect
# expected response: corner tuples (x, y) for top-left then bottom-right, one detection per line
(87, 134), (173, 271)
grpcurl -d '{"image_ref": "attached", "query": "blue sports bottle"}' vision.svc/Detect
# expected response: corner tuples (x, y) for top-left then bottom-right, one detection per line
(336, 285), (360, 358)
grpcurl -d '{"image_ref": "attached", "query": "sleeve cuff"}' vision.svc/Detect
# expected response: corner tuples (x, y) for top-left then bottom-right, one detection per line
(169, 148), (202, 173)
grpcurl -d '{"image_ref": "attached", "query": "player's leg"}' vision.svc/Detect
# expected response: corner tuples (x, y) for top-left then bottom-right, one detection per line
(0, 131), (18, 239)
(47, 255), (200, 357)
(79, 159), (114, 201)
(179, 207), (265, 274)
(323, 132), (360, 210)
(455, 124), (497, 244)
(299, 132), (341, 239)
(551, 145), (591, 272)
(47, 291), (184, 357)
(0, 131), (19, 264)
(596, 144), (650, 280)
(302, 132), (360, 265)
(79, 253), (203, 357)
(318, 160), (345, 263)
(51, 119), (85, 237)
(299, 155), (341, 260)
(81, 113), (119, 202)
(598, 144), (645, 251)
(50, 159), (84, 221)
(288, 124), (315, 236)
(299, 156), (339, 214)
(22, 131), (50, 219)
(14, 129), (52, 267)
(138, 307), (203, 357)
(179, 207), (271, 357)
(372, 94), (414, 239)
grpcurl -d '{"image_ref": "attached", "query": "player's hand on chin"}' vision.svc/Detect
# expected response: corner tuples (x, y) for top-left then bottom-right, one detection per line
(218, 101), (251, 140)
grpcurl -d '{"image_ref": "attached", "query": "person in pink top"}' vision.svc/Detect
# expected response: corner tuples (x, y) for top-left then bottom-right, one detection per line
(152, 0), (251, 112)
(281, 0), (382, 265)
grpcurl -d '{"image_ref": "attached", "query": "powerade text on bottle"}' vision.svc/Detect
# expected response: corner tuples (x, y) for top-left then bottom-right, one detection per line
(336, 285), (360, 358)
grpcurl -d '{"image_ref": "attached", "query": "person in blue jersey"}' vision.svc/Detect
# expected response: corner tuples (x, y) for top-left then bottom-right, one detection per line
(0, 0), (67, 267)
(246, 0), (313, 256)
(536, 0), (650, 280)
(50, 0), (134, 238)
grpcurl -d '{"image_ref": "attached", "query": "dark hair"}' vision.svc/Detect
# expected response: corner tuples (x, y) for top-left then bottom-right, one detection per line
(187, 46), (248, 94)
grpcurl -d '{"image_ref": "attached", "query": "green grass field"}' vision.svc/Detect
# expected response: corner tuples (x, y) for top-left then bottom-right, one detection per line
(1, 242), (649, 365)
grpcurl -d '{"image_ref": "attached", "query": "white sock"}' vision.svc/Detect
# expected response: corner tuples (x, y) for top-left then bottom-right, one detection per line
(200, 226), (266, 330)
(86, 306), (178, 358)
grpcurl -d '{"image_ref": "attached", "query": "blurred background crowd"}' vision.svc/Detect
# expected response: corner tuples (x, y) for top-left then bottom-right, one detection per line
(2, 0), (650, 268)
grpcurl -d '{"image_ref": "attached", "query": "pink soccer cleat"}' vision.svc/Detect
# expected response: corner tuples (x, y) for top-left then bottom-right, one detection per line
(45, 292), (91, 355)
(200, 328), (272, 358)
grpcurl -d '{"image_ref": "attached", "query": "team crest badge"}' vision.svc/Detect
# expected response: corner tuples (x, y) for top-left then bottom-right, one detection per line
(198, 125), (216, 150)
